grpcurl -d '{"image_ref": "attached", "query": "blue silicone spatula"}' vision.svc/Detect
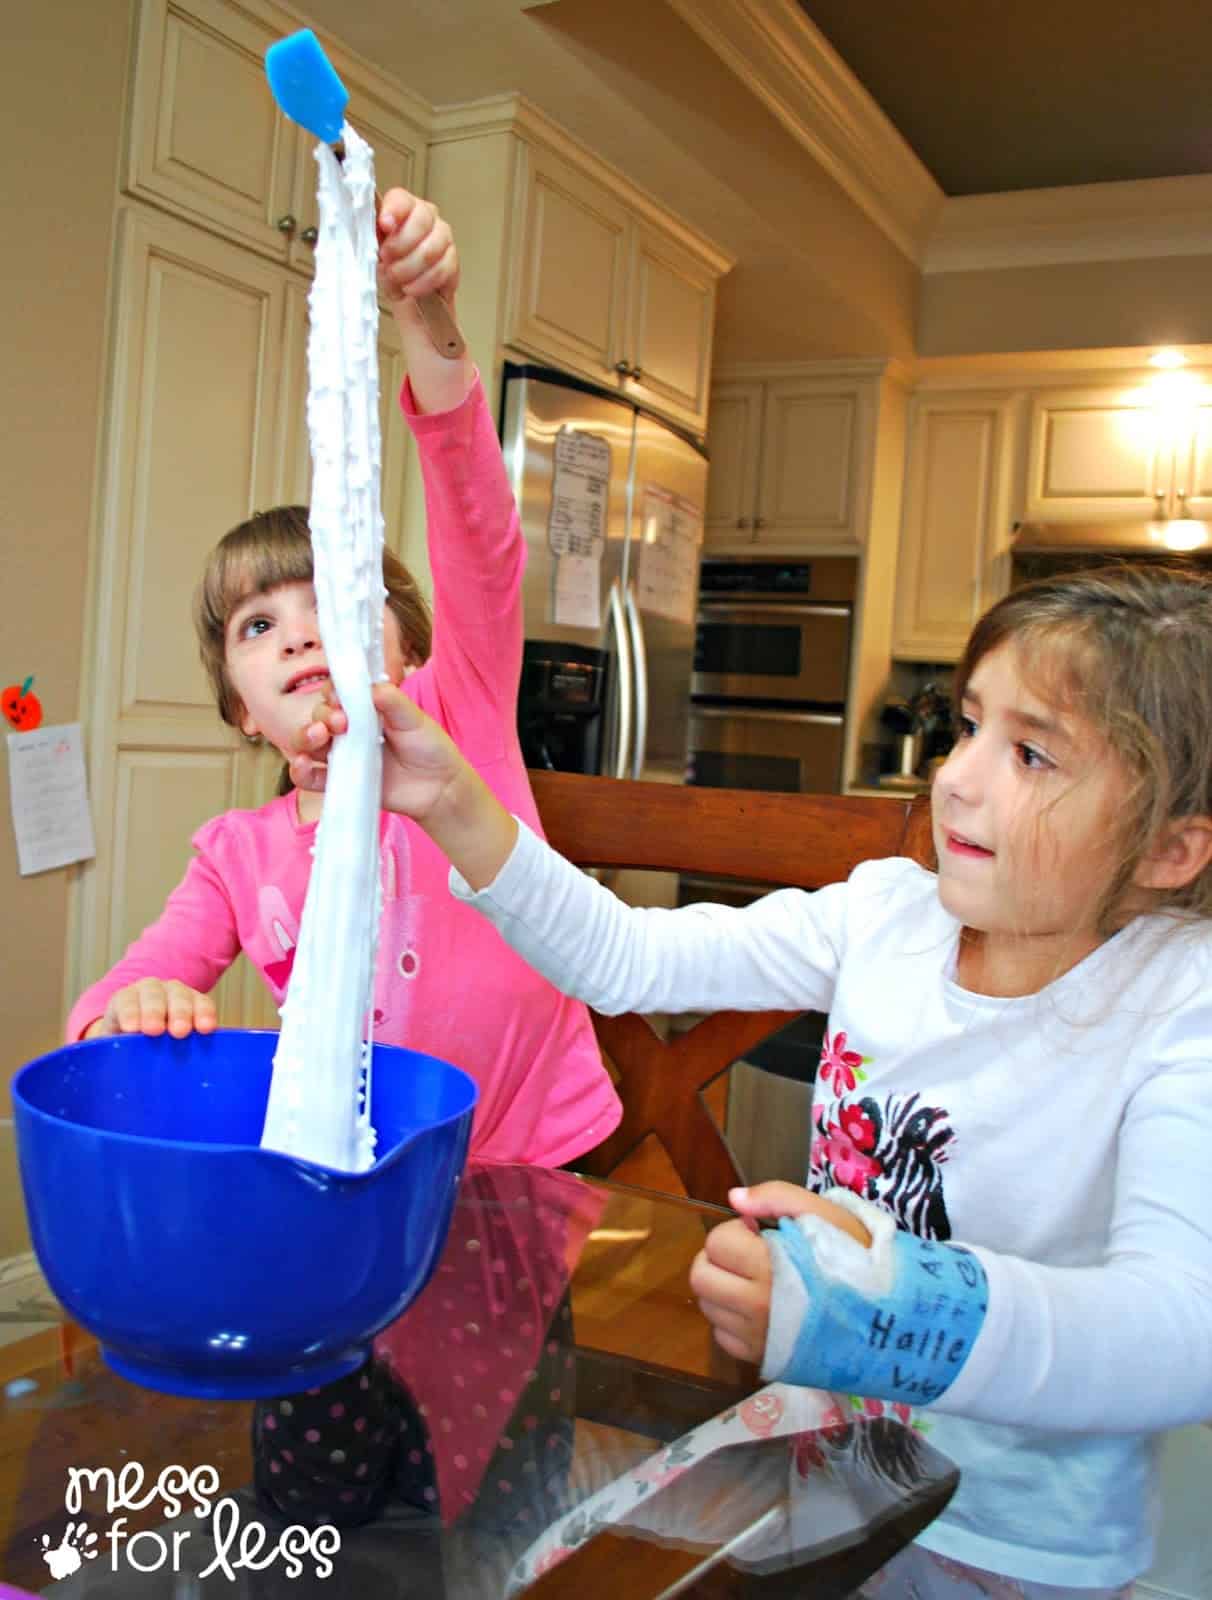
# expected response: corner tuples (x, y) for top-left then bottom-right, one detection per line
(265, 29), (465, 360)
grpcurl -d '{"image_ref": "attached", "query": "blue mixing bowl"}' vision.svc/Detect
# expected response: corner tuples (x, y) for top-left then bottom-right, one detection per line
(12, 1030), (476, 1399)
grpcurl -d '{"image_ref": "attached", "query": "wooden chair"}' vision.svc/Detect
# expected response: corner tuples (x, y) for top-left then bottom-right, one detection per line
(530, 771), (933, 1206)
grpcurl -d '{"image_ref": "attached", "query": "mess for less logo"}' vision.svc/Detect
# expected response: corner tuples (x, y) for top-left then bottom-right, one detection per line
(39, 1463), (341, 1580)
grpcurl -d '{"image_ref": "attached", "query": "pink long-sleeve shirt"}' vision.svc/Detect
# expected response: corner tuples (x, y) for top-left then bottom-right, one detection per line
(66, 375), (621, 1168)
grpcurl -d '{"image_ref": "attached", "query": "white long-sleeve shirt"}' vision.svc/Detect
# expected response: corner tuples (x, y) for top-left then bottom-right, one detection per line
(452, 826), (1212, 1586)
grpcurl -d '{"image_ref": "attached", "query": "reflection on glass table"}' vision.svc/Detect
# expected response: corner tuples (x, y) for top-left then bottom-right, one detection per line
(0, 1151), (956, 1598)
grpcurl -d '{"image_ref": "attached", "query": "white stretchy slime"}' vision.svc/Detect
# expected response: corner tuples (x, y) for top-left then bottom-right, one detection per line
(260, 125), (384, 1173)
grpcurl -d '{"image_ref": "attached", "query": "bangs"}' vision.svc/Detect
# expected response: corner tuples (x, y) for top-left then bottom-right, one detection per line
(196, 514), (313, 645)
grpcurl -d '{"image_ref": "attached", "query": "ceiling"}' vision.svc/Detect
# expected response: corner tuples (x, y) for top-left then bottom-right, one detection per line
(798, 0), (1212, 196)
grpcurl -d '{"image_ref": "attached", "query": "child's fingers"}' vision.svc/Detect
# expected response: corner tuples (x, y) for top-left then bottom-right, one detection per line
(700, 1218), (774, 1283)
(289, 753), (328, 792)
(371, 680), (427, 732)
(728, 1181), (817, 1219)
(709, 1324), (760, 1364)
(104, 989), (139, 1034)
(727, 1183), (872, 1247)
(193, 991), (218, 1033)
(378, 208), (457, 299)
(135, 979), (169, 1036)
(164, 982), (197, 1039)
(377, 187), (419, 241)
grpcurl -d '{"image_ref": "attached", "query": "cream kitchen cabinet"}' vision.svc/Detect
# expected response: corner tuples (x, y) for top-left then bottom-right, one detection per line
(892, 390), (1020, 661)
(1024, 380), (1212, 523)
(704, 369), (880, 553)
(71, 204), (293, 1029)
(427, 97), (731, 438)
(127, 0), (428, 271)
(508, 142), (723, 434)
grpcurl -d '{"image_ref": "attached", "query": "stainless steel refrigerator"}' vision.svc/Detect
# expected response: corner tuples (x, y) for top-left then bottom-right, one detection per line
(500, 362), (707, 787)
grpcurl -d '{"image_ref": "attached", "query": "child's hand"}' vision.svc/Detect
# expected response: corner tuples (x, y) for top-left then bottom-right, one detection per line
(292, 680), (463, 821)
(292, 681), (519, 890)
(689, 1216), (774, 1365)
(376, 188), (458, 307)
(82, 979), (217, 1041)
(377, 188), (471, 412)
(689, 1183), (872, 1365)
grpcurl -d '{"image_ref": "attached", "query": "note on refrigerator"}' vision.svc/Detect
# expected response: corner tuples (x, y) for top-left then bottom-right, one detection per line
(6, 722), (97, 876)
(552, 551), (602, 630)
(635, 484), (703, 624)
(547, 425), (609, 628)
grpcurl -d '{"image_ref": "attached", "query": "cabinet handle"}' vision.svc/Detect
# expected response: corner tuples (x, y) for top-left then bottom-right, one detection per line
(300, 227), (319, 246)
(276, 214), (297, 235)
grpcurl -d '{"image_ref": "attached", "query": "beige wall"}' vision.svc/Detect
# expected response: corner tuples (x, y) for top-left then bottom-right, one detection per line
(0, 3), (134, 1256)
(919, 253), (1212, 357)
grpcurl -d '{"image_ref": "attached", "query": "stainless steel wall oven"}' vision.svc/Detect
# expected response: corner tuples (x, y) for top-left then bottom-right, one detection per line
(688, 557), (856, 797)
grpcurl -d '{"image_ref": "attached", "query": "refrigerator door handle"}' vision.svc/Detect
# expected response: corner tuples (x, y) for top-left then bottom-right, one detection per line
(608, 579), (633, 780)
(624, 583), (648, 781)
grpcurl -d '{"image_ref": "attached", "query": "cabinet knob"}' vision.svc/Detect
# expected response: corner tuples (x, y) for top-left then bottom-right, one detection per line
(300, 227), (319, 246)
(737, 517), (751, 529)
(614, 360), (632, 377)
(276, 214), (297, 235)
(631, 366), (644, 383)
(754, 517), (767, 529)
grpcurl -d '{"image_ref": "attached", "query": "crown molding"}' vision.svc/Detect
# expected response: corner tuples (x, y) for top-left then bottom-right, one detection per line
(713, 356), (912, 385)
(926, 173), (1212, 274)
(663, 0), (942, 265)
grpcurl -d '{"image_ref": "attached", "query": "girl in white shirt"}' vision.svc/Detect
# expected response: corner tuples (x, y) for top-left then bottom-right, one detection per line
(293, 564), (1212, 1598)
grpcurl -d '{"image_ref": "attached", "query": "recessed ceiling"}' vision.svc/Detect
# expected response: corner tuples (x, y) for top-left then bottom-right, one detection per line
(799, 0), (1212, 196)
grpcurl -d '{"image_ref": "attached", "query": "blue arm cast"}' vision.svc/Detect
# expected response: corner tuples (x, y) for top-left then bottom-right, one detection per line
(768, 1208), (988, 1406)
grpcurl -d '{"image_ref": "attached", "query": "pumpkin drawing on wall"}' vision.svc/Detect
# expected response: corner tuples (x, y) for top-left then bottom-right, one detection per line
(2, 676), (43, 732)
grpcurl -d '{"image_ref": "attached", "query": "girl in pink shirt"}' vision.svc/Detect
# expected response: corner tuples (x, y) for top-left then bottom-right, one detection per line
(65, 188), (620, 1171)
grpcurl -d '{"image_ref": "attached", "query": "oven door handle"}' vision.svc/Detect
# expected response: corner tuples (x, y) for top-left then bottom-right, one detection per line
(696, 602), (852, 620)
(608, 579), (633, 780)
(624, 582), (648, 781)
(690, 705), (844, 725)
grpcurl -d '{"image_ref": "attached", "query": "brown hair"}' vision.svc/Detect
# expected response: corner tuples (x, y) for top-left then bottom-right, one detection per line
(955, 563), (1212, 929)
(194, 506), (432, 792)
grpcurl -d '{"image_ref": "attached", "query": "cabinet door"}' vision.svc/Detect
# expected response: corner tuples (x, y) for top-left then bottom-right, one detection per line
(703, 383), (763, 549)
(756, 379), (870, 549)
(507, 143), (631, 385)
(127, 0), (299, 261)
(626, 221), (717, 434)
(1025, 386), (1170, 522)
(1173, 387), (1212, 520)
(73, 207), (288, 1027)
(893, 393), (1016, 661)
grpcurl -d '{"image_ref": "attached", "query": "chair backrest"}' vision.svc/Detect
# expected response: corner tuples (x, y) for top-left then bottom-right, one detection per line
(529, 771), (933, 1205)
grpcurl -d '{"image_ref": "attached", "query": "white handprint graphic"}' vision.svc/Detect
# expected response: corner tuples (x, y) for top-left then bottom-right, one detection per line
(40, 1521), (98, 1578)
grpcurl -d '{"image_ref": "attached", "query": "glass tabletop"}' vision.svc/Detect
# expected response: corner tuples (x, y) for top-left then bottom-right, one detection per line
(0, 1150), (957, 1598)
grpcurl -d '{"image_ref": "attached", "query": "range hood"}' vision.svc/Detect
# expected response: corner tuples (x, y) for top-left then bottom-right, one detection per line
(1012, 519), (1212, 555)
